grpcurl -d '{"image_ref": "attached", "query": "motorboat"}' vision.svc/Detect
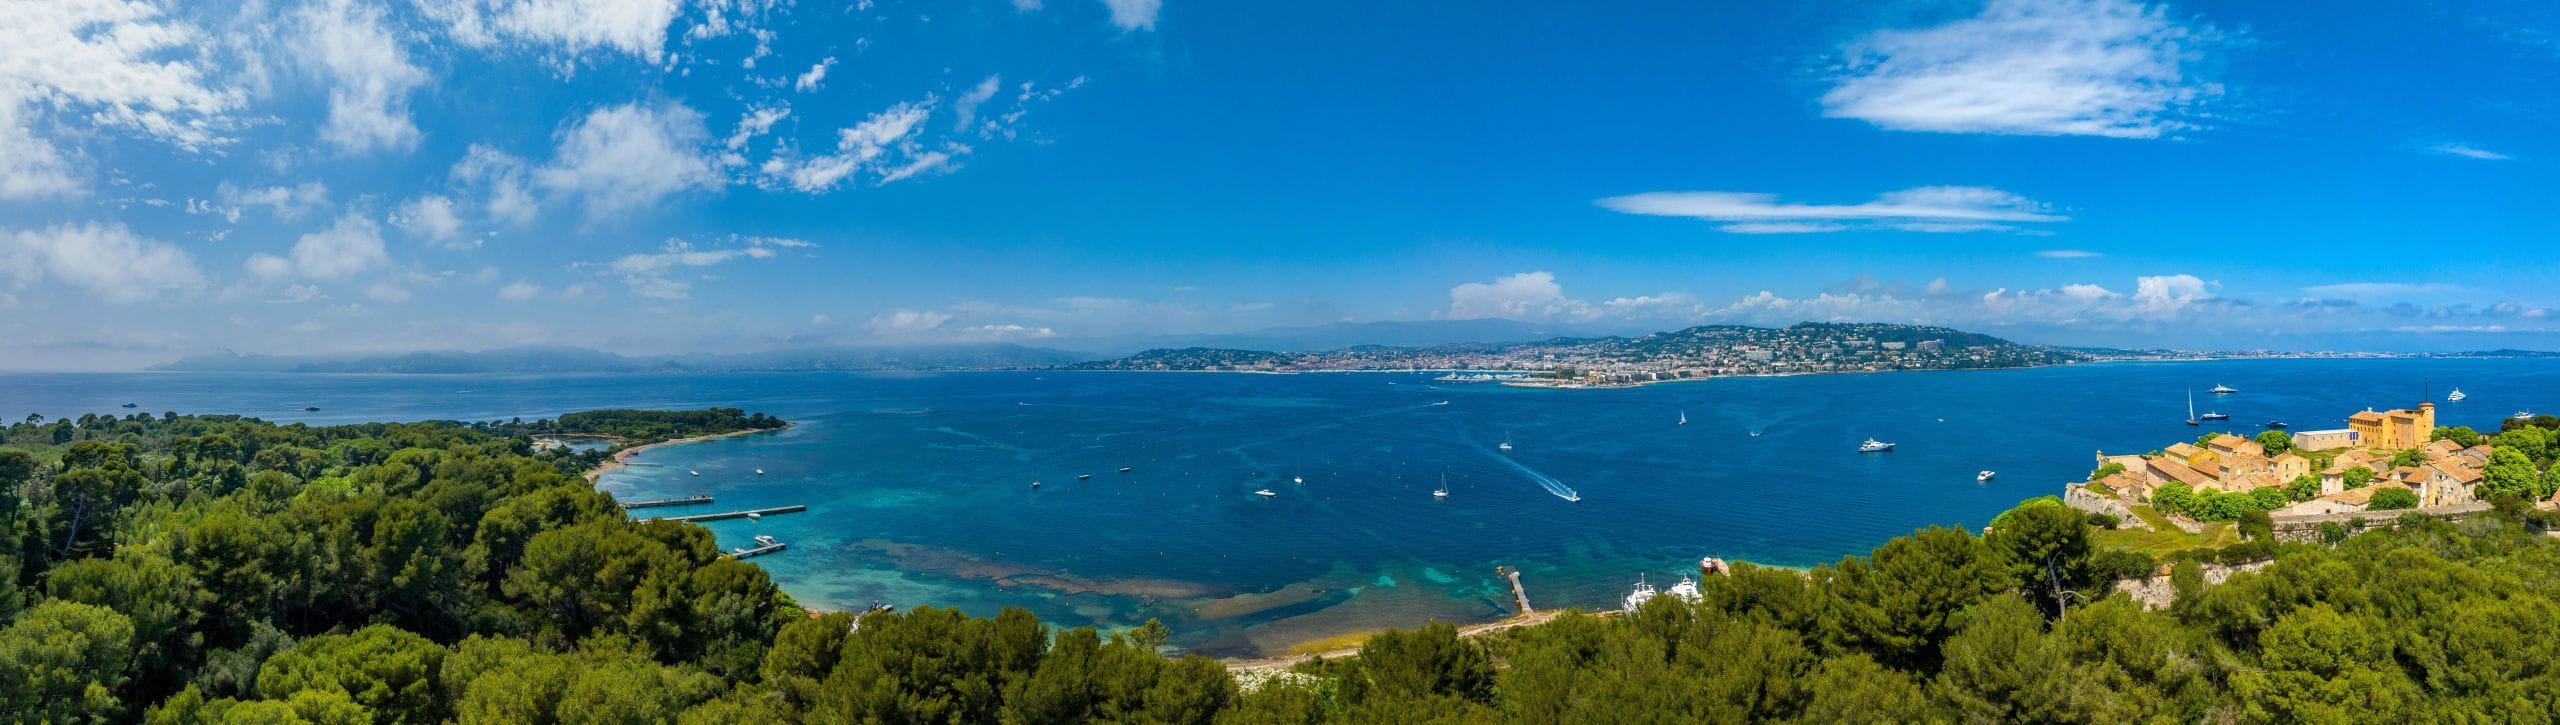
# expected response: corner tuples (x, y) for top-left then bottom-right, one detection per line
(2265, 421), (2288, 429)
(1858, 438), (1894, 453)
(1977, 470), (1995, 482)
(690, 470), (700, 476)
(1077, 473), (1092, 480)
(1253, 489), (1276, 497)
(1663, 574), (1701, 603)
(2447, 388), (2467, 402)
(1119, 466), (1133, 473)
(2199, 412), (2230, 421)
(2514, 411), (2536, 422)
(755, 469), (765, 475)
(2209, 384), (2238, 394)
(120, 403), (138, 408)
(1293, 475), (1304, 485)
(303, 406), (321, 411)
(1031, 480), (1041, 489)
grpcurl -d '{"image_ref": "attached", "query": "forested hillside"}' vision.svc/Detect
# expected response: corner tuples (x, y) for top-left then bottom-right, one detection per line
(7, 411), (2560, 721)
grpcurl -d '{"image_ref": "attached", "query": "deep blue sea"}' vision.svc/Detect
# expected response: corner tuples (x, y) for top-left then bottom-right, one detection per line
(5, 359), (2555, 656)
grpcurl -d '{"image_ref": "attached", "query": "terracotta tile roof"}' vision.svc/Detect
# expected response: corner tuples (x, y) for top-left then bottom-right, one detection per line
(2274, 452), (2308, 465)
(2349, 411), (2385, 423)
(2324, 482), (2410, 506)
(2147, 458), (2213, 487)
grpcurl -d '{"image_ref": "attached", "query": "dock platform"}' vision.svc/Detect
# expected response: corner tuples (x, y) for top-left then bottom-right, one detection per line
(647, 505), (807, 523)
(619, 494), (713, 509)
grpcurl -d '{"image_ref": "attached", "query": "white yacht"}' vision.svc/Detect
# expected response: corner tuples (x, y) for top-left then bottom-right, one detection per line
(2446, 388), (2467, 402)
(690, 470), (700, 476)
(1858, 438), (1894, 453)
(2517, 411), (2538, 422)
(1253, 488), (1276, 497)
(2209, 384), (2239, 395)
(1292, 475), (1304, 485)
(754, 469), (765, 476)
(1663, 574), (1702, 603)
(1622, 575), (1657, 611)
(1977, 470), (1995, 482)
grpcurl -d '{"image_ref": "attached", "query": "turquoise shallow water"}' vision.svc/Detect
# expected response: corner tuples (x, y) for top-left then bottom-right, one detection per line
(5, 360), (2555, 655)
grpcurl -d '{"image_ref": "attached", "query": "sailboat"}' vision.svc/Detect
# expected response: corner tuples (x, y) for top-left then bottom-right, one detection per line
(1677, 410), (1687, 426)
(1499, 431), (1513, 452)
(2186, 390), (2201, 426)
(1433, 473), (1449, 499)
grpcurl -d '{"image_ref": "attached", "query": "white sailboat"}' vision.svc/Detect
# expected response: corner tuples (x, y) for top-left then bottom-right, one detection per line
(2186, 390), (2200, 426)
(1677, 410), (1687, 426)
(1433, 473), (1449, 499)
(1499, 430), (1513, 452)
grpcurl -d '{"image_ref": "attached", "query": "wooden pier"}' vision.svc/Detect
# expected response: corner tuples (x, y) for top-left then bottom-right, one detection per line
(647, 505), (807, 523)
(619, 494), (713, 509)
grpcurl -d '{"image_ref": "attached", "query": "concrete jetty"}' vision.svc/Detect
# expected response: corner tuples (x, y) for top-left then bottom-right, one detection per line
(619, 494), (713, 509)
(1499, 565), (1534, 615)
(647, 505), (807, 523)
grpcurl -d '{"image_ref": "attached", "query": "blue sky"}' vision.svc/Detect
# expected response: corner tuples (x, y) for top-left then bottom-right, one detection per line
(0, 0), (2554, 368)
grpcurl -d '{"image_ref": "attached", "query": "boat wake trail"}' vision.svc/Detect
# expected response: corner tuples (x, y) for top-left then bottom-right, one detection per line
(1485, 447), (1581, 502)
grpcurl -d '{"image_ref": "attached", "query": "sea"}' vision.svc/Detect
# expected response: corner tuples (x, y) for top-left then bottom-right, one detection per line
(4, 358), (2554, 656)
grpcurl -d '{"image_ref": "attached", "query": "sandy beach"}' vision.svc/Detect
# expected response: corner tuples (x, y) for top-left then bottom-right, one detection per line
(582, 424), (793, 483)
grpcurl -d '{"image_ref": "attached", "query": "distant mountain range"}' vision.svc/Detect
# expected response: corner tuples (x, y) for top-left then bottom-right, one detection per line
(146, 319), (1604, 374)
(149, 344), (1087, 374)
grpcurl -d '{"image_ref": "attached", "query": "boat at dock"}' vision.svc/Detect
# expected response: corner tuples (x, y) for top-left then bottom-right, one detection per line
(1622, 575), (1657, 611)
(1858, 438), (1894, 453)
(728, 534), (787, 559)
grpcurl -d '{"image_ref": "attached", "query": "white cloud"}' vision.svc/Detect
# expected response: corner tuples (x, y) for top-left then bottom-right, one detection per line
(1100, 0), (1161, 30)
(1014, 0), (1044, 10)
(289, 213), (391, 279)
(794, 57), (835, 92)
(1448, 271), (1589, 320)
(298, 0), (428, 153)
(2130, 273), (2208, 314)
(1821, 0), (2219, 139)
(1597, 186), (2065, 234)
(537, 102), (720, 216)
(2301, 282), (2470, 298)
(498, 279), (543, 300)
(763, 98), (958, 191)
(953, 74), (1001, 131)
(427, 0), (689, 62)
(2037, 249), (2102, 258)
(0, 0), (244, 197)
(2427, 143), (2510, 161)
(453, 145), (540, 226)
(393, 195), (468, 247)
(365, 280), (411, 303)
(596, 235), (810, 299)
(219, 182), (332, 222)
(722, 104), (789, 153)
(867, 308), (956, 334)
(244, 254), (293, 280)
(0, 222), (204, 303)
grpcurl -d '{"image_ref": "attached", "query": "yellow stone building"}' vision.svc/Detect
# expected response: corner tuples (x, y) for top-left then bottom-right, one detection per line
(2348, 402), (2434, 451)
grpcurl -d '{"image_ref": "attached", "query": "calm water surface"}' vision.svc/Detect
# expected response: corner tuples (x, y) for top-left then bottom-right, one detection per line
(5, 360), (2554, 656)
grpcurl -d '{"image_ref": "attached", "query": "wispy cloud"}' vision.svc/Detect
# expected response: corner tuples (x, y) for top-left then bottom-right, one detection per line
(2427, 143), (2511, 160)
(593, 236), (814, 300)
(1821, 0), (2222, 139)
(2301, 282), (2471, 297)
(2037, 249), (2102, 258)
(1598, 186), (2066, 234)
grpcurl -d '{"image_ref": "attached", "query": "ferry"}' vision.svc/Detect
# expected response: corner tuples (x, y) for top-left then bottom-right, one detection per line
(1858, 438), (1894, 453)
(2447, 388), (2467, 402)
(1977, 470), (1995, 482)
(2209, 384), (2238, 395)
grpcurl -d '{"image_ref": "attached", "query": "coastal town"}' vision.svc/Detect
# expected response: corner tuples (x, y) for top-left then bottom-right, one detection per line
(2069, 399), (2560, 538)
(1070, 322), (2087, 385)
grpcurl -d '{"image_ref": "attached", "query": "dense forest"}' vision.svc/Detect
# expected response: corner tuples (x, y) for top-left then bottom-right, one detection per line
(8, 410), (2560, 722)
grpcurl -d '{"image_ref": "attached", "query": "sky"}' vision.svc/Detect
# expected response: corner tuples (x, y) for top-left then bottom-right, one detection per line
(0, 0), (2555, 369)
